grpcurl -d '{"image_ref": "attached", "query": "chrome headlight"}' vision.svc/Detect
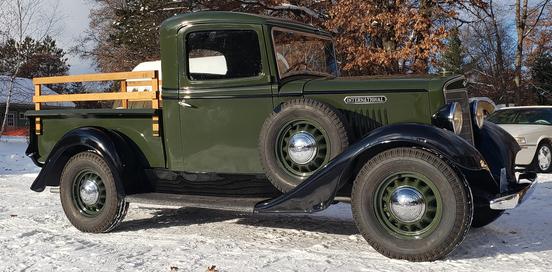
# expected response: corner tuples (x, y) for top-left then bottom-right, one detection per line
(432, 102), (463, 135)
(449, 102), (463, 134)
(470, 99), (496, 128)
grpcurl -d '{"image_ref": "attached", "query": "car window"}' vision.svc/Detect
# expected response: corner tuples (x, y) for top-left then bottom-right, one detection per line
(186, 30), (262, 81)
(516, 109), (552, 125)
(487, 109), (519, 124)
(272, 29), (338, 79)
(488, 108), (552, 125)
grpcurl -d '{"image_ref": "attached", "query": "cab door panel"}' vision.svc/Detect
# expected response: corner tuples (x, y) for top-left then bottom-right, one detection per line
(178, 86), (273, 173)
(176, 24), (274, 173)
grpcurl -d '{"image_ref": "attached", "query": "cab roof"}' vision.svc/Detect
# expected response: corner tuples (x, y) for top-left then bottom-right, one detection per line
(160, 11), (331, 36)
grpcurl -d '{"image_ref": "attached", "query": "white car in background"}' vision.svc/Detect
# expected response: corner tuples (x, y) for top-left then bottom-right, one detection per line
(487, 106), (552, 172)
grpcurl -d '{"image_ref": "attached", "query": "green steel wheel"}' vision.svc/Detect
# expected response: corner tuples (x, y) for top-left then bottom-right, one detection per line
(60, 152), (128, 233)
(71, 170), (107, 217)
(259, 98), (349, 192)
(351, 148), (473, 262)
(374, 173), (443, 239)
(275, 119), (330, 178)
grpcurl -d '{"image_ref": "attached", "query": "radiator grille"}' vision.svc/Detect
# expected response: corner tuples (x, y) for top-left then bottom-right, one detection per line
(444, 89), (474, 144)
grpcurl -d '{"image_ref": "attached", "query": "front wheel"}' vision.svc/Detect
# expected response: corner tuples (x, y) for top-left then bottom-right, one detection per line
(351, 148), (473, 261)
(60, 152), (128, 233)
(533, 142), (552, 173)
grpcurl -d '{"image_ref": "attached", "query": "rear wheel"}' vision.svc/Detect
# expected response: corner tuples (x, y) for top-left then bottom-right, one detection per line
(60, 152), (128, 233)
(351, 148), (473, 261)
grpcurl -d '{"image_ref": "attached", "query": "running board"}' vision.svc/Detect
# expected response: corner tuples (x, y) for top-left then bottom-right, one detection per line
(125, 193), (268, 213)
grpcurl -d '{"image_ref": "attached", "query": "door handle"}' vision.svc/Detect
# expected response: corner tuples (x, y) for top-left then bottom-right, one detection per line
(178, 100), (193, 108)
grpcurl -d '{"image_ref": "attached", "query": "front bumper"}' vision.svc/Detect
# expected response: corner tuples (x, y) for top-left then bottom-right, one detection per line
(489, 172), (537, 210)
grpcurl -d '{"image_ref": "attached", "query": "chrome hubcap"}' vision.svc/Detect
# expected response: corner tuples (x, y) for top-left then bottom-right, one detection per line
(288, 132), (318, 165)
(389, 187), (426, 223)
(538, 146), (551, 170)
(79, 179), (100, 206)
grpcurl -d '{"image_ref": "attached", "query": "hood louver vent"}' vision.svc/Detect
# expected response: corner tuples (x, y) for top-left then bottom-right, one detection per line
(344, 108), (389, 140)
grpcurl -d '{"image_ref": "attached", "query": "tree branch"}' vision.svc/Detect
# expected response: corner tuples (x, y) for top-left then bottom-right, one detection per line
(523, 0), (550, 38)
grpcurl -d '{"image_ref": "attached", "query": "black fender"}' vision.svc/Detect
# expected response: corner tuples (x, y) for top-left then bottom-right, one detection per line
(255, 123), (499, 213)
(473, 121), (520, 185)
(468, 120), (521, 205)
(28, 127), (150, 196)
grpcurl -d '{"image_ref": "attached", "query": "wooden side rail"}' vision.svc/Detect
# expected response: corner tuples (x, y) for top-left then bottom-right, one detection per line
(33, 71), (157, 84)
(33, 91), (158, 103)
(32, 70), (161, 136)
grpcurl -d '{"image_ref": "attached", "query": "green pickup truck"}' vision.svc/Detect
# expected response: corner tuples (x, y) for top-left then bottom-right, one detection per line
(26, 12), (536, 261)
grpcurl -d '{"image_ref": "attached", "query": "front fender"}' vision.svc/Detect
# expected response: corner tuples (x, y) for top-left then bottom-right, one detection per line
(29, 127), (149, 195)
(471, 121), (521, 200)
(255, 123), (493, 213)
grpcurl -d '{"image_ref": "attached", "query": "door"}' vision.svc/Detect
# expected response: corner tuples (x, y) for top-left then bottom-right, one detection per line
(176, 24), (275, 173)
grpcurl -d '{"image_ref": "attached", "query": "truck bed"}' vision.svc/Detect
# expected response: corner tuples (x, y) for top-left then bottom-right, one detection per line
(27, 71), (164, 168)
(26, 108), (166, 168)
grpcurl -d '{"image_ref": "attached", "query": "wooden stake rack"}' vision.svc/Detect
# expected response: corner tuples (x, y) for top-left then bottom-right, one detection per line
(32, 70), (162, 136)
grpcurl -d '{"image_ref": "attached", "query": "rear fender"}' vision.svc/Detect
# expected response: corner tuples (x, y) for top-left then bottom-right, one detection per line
(255, 123), (495, 213)
(28, 127), (150, 195)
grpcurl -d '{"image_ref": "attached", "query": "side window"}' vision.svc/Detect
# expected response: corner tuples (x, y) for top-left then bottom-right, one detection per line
(487, 109), (519, 124)
(6, 113), (15, 127)
(515, 109), (552, 125)
(186, 30), (262, 81)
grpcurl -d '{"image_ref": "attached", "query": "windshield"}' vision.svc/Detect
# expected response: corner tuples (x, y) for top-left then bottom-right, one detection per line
(272, 28), (338, 79)
(487, 108), (552, 125)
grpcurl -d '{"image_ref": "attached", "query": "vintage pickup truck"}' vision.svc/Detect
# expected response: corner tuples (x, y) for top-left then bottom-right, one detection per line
(26, 12), (536, 261)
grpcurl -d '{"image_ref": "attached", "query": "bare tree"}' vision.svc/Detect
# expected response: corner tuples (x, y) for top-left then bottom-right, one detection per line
(0, 0), (60, 138)
(514, 0), (550, 104)
(460, 0), (516, 104)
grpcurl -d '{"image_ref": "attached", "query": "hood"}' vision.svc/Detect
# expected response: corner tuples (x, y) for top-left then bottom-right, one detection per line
(496, 124), (551, 138)
(302, 75), (456, 93)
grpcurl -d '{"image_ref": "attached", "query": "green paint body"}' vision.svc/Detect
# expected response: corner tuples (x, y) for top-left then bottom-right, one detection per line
(31, 12), (461, 174)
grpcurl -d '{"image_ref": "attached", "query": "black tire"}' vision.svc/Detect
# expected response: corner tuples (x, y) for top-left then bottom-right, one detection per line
(259, 98), (349, 192)
(472, 206), (504, 228)
(60, 152), (128, 233)
(351, 148), (473, 262)
(532, 142), (552, 173)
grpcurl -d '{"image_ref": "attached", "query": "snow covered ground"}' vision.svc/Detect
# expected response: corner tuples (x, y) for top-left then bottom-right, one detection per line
(1, 137), (552, 271)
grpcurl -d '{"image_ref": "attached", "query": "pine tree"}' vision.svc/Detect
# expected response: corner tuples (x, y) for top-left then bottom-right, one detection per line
(531, 52), (552, 104)
(0, 36), (69, 79)
(439, 28), (465, 75)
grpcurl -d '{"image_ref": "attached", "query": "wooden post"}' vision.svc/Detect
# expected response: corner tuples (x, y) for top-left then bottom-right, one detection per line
(34, 84), (42, 135)
(120, 80), (128, 109)
(151, 71), (160, 137)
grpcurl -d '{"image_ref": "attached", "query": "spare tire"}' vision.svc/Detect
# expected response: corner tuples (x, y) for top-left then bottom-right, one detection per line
(259, 98), (349, 192)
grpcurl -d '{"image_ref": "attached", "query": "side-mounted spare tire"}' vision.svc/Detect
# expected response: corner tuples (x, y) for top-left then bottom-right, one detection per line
(259, 98), (349, 192)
